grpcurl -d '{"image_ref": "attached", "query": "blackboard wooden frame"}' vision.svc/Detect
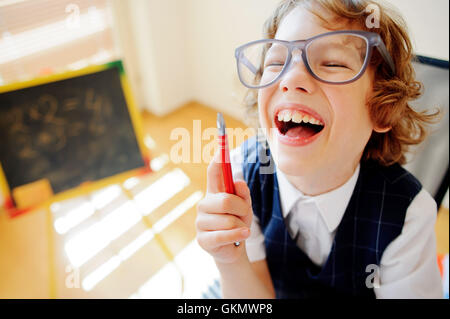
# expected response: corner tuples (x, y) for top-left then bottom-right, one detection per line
(0, 61), (151, 217)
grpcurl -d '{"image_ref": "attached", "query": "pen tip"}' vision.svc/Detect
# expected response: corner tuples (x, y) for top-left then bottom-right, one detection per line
(217, 112), (225, 135)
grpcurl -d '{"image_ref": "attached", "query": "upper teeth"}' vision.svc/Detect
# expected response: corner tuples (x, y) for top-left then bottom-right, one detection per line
(277, 110), (323, 125)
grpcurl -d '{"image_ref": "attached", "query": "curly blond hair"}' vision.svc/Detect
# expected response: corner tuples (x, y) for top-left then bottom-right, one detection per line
(243, 0), (440, 166)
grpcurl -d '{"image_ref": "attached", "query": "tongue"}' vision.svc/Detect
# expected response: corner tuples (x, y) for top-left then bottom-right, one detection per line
(285, 125), (317, 138)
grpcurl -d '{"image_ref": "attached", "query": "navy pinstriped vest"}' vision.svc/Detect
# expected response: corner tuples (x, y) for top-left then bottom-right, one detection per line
(241, 137), (423, 298)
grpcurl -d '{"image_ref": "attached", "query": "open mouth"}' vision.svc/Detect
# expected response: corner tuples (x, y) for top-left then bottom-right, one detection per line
(275, 109), (325, 139)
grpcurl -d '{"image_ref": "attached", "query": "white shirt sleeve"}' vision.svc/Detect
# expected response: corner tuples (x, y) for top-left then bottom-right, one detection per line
(230, 146), (266, 262)
(375, 188), (443, 299)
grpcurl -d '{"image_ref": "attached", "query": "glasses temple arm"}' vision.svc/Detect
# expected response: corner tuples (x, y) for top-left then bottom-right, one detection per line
(376, 40), (396, 76)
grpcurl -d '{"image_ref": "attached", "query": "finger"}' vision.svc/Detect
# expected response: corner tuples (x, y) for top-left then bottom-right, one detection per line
(196, 212), (247, 231)
(197, 193), (251, 218)
(206, 149), (225, 194)
(199, 227), (250, 250)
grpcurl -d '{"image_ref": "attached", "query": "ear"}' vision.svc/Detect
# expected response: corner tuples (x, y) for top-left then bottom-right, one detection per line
(374, 126), (391, 133)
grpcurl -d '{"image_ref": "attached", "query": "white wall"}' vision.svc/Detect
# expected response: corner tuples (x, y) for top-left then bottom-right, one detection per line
(114, 0), (279, 118)
(143, 0), (192, 115)
(184, 0), (280, 120)
(386, 0), (449, 60)
(116, 0), (449, 118)
(112, 0), (192, 116)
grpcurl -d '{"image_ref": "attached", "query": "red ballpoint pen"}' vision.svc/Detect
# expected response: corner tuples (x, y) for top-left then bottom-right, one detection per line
(217, 113), (240, 247)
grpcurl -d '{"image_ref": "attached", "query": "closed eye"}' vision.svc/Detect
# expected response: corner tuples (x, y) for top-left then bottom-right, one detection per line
(324, 63), (348, 68)
(265, 62), (284, 68)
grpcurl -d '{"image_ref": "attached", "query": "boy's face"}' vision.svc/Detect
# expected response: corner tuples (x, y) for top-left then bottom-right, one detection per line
(258, 6), (376, 186)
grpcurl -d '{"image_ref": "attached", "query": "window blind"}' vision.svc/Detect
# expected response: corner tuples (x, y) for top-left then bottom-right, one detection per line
(0, 0), (118, 85)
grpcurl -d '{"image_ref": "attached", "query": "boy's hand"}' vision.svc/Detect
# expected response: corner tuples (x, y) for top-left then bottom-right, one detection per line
(196, 150), (253, 264)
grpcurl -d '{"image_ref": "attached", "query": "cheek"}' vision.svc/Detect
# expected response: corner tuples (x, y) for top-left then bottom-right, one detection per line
(327, 90), (374, 142)
(336, 105), (372, 138)
(257, 88), (273, 128)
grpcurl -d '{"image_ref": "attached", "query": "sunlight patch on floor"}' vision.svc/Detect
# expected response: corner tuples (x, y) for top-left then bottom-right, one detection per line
(129, 239), (220, 299)
(133, 168), (190, 216)
(61, 168), (190, 268)
(81, 191), (202, 291)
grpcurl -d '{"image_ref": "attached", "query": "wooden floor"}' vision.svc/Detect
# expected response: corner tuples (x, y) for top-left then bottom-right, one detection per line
(0, 101), (447, 298)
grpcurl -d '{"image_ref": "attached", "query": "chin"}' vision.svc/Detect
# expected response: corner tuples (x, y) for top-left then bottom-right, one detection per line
(267, 140), (318, 176)
(277, 155), (320, 177)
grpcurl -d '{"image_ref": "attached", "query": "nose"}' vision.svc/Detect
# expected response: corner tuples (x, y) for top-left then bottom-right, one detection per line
(279, 51), (315, 94)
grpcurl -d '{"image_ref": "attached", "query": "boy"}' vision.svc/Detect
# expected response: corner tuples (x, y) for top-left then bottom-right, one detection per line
(196, 0), (442, 298)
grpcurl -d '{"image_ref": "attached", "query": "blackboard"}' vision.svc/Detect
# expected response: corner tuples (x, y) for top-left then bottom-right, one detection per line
(0, 62), (146, 199)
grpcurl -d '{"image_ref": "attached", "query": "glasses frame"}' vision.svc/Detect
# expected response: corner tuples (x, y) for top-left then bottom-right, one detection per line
(235, 30), (396, 89)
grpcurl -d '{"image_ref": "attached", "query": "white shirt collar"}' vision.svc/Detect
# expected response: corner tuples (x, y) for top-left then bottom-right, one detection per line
(276, 164), (360, 233)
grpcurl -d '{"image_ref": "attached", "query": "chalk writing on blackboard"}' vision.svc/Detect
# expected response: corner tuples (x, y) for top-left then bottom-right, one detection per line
(0, 66), (145, 194)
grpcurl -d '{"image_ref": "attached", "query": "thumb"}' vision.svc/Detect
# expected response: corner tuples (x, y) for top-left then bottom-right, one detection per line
(206, 149), (225, 194)
(234, 179), (252, 227)
(234, 179), (252, 206)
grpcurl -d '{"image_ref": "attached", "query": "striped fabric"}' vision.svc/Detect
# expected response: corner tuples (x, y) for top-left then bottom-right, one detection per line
(241, 137), (423, 298)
